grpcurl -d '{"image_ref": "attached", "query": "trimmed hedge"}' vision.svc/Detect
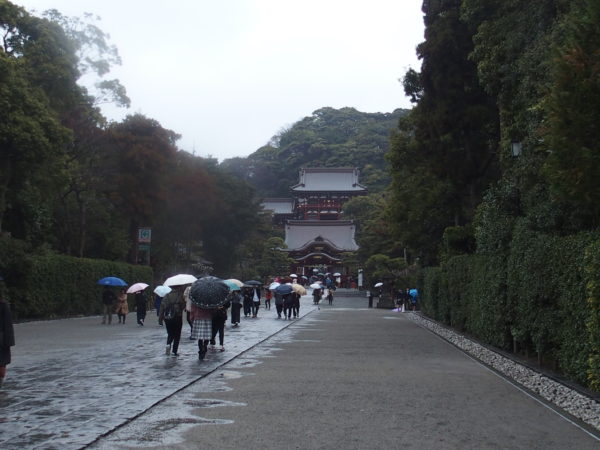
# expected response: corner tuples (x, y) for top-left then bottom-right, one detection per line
(421, 227), (600, 391)
(0, 238), (153, 320)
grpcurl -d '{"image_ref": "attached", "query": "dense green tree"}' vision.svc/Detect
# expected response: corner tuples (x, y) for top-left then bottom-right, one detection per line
(103, 114), (179, 262)
(387, 0), (500, 264)
(0, 1), (74, 239)
(543, 0), (600, 227)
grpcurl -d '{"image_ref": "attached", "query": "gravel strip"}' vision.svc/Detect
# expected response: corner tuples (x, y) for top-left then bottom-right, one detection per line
(405, 312), (600, 431)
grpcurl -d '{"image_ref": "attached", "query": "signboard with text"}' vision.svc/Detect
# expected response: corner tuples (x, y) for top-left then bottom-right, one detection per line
(138, 228), (151, 243)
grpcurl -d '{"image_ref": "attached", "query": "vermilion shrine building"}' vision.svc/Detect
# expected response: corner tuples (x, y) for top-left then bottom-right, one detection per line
(262, 167), (367, 277)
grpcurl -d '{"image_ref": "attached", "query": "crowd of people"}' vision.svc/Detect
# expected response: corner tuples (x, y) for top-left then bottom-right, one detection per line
(154, 274), (343, 361)
(0, 272), (418, 384)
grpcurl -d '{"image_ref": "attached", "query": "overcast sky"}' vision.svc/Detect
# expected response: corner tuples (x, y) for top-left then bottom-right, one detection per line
(16, 0), (424, 161)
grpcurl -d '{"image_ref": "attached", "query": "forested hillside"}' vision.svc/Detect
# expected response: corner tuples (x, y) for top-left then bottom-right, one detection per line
(220, 107), (408, 196)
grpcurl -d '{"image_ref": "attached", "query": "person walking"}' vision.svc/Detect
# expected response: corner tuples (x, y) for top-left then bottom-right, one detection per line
(0, 291), (15, 388)
(115, 289), (129, 324)
(101, 286), (116, 324)
(154, 293), (162, 322)
(312, 288), (321, 305)
(292, 291), (300, 318)
(326, 287), (334, 305)
(159, 285), (186, 356)
(134, 289), (147, 326)
(242, 288), (253, 317)
(264, 288), (272, 310)
(251, 287), (261, 318)
(274, 291), (284, 319)
(283, 293), (294, 320)
(229, 290), (242, 327)
(184, 285), (194, 338)
(210, 299), (230, 352)
(190, 302), (213, 360)
(367, 290), (373, 308)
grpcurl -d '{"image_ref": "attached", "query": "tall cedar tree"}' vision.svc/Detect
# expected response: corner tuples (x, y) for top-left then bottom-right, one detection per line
(387, 0), (499, 264)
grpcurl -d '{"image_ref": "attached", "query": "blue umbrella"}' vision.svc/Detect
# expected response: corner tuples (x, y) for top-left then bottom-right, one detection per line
(97, 276), (127, 287)
(409, 289), (418, 298)
(223, 280), (241, 291)
(275, 284), (293, 295)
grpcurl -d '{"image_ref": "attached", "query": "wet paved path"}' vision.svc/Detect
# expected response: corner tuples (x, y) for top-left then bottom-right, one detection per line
(92, 295), (600, 450)
(4, 292), (600, 449)
(0, 297), (318, 449)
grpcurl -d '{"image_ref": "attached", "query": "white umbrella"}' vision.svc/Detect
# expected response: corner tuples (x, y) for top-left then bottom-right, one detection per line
(310, 283), (321, 289)
(333, 272), (341, 277)
(289, 273), (298, 278)
(153, 285), (172, 297)
(164, 274), (197, 287)
(374, 282), (383, 287)
(126, 282), (148, 294)
(269, 282), (281, 290)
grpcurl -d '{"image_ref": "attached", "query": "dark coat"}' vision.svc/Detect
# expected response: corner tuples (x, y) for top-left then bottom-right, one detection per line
(0, 299), (15, 366)
(229, 293), (242, 324)
(102, 288), (116, 305)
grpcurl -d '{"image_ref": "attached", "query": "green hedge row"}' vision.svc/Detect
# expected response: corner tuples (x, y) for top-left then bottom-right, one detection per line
(421, 226), (600, 390)
(0, 237), (153, 319)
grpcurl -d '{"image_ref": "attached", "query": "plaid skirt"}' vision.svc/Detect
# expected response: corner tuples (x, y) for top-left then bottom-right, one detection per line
(191, 318), (212, 340)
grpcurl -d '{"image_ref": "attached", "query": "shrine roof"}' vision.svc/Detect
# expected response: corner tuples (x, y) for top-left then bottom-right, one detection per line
(261, 198), (294, 215)
(283, 220), (359, 251)
(291, 167), (367, 192)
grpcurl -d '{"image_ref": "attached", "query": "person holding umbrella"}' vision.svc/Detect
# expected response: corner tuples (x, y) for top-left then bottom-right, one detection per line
(242, 287), (253, 318)
(134, 288), (148, 326)
(159, 285), (186, 356)
(223, 285), (242, 327)
(101, 286), (116, 325)
(312, 288), (322, 305)
(283, 293), (294, 320)
(189, 277), (229, 360)
(115, 289), (129, 324)
(274, 290), (284, 318)
(275, 284), (294, 319)
(251, 287), (261, 318)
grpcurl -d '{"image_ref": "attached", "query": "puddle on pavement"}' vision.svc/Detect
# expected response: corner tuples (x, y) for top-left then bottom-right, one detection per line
(185, 398), (246, 408)
(215, 370), (244, 379)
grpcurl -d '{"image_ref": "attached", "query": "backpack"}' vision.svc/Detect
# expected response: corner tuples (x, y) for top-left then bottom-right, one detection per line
(164, 303), (175, 320)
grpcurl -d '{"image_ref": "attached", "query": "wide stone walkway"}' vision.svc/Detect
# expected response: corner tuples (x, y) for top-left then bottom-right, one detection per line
(2, 291), (600, 449)
(0, 296), (318, 449)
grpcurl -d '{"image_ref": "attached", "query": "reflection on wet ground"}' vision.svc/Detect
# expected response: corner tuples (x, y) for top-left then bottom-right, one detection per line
(0, 297), (325, 449)
(89, 313), (328, 449)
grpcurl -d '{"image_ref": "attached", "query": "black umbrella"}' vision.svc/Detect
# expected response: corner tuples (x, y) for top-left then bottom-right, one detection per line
(275, 284), (293, 295)
(190, 276), (230, 309)
(244, 280), (262, 286)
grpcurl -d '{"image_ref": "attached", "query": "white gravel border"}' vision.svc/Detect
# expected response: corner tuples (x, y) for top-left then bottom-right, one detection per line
(405, 312), (600, 432)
